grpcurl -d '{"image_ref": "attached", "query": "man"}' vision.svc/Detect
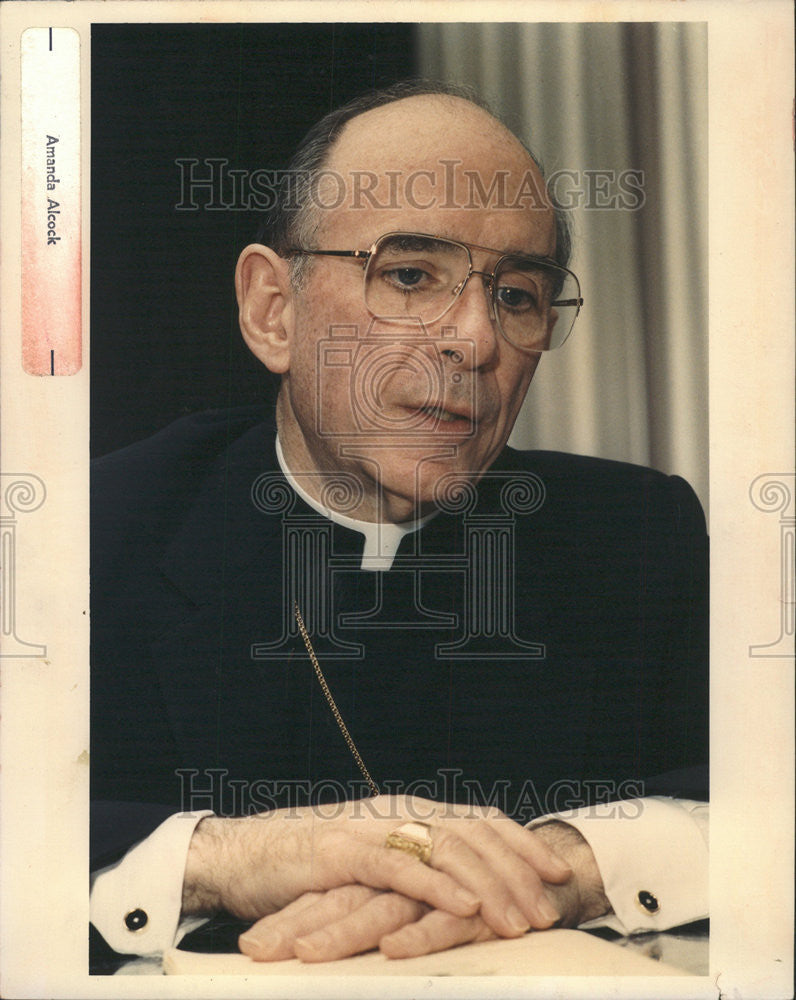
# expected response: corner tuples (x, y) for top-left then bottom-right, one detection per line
(90, 83), (708, 967)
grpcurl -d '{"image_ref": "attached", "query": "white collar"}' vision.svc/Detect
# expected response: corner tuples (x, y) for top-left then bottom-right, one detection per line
(275, 437), (436, 571)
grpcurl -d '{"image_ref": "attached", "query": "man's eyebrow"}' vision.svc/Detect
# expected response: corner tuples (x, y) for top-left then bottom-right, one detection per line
(496, 236), (560, 259)
(503, 245), (548, 258)
(378, 234), (441, 252)
(417, 228), (547, 258)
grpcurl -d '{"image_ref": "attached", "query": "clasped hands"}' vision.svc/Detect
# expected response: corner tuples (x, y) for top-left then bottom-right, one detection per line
(182, 795), (607, 963)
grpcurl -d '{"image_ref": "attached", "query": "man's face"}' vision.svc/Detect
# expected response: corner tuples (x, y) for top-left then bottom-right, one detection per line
(276, 96), (556, 521)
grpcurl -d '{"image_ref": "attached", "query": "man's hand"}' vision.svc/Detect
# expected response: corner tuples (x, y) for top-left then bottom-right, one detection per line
(182, 796), (572, 945)
(237, 820), (611, 963)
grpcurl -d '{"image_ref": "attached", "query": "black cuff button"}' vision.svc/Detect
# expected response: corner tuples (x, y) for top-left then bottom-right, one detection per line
(124, 908), (148, 932)
(636, 890), (660, 914)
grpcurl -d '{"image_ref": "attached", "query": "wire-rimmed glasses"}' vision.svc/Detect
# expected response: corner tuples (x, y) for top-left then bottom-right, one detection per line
(289, 231), (583, 352)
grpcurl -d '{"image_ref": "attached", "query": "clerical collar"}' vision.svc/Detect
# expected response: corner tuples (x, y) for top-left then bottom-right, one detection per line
(275, 437), (436, 571)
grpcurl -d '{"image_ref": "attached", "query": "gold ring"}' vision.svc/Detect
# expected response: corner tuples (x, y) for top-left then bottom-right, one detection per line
(384, 821), (433, 864)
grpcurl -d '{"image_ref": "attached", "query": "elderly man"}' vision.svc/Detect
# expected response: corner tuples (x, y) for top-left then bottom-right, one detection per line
(90, 83), (708, 968)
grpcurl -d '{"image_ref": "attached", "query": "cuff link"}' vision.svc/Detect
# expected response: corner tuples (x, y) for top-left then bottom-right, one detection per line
(636, 890), (660, 915)
(124, 908), (148, 932)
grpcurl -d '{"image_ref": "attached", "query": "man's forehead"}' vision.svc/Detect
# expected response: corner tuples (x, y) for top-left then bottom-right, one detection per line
(329, 94), (538, 178)
(313, 96), (555, 251)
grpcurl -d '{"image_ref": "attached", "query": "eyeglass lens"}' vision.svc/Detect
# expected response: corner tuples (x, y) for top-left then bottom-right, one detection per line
(363, 234), (580, 351)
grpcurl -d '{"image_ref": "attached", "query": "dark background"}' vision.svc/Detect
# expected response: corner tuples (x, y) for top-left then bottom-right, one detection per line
(91, 23), (416, 457)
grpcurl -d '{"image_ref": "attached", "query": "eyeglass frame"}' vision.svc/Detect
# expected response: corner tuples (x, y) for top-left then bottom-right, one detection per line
(287, 231), (584, 352)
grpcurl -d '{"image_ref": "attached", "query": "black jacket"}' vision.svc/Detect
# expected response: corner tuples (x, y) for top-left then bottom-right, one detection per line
(91, 406), (708, 870)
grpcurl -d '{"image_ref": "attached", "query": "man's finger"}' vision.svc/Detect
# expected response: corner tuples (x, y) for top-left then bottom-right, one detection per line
(432, 819), (565, 929)
(380, 908), (496, 959)
(426, 826), (557, 936)
(490, 816), (573, 883)
(294, 892), (428, 963)
(324, 834), (482, 917)
(239, 886), (379, 960)
(445, 807), (573, 884)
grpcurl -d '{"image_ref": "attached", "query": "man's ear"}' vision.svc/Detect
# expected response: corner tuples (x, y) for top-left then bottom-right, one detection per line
(235, 244), (294, 374)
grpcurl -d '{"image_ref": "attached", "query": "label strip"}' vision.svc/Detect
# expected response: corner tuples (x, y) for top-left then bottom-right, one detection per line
(20, 27), (82, 375)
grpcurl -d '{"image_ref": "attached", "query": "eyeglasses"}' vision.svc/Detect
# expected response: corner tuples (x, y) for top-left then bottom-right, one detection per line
(289, 232), (583, 352)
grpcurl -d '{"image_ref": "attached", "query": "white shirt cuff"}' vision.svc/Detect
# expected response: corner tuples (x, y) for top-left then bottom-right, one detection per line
(90, 810), (213, 955)
(529, 797), (708, 935)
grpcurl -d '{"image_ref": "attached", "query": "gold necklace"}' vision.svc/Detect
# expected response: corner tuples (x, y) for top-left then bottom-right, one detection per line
(294, 602), (380, 797)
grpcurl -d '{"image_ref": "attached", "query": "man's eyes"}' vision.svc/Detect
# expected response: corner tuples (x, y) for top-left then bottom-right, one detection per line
(381, 265), (434, 291)
(496, 284), (539, 312)
(375, 261), (548, 311)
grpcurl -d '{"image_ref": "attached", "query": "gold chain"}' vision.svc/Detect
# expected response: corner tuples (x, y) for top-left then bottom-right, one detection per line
(294, 602), (380, 797)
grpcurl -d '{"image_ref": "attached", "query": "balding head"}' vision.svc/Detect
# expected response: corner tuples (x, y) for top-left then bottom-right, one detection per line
(258, 82), (571, 279)
(331, 92), (534, 179)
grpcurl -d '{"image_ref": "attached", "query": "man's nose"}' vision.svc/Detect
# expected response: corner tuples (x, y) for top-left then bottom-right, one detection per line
(441, 271), (500, 369)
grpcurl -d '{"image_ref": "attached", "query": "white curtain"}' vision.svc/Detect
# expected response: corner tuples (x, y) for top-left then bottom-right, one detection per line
(418, 22), (708, 518)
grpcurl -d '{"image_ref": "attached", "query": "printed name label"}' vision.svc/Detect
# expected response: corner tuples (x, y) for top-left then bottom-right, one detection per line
(21, 27), (81, 375)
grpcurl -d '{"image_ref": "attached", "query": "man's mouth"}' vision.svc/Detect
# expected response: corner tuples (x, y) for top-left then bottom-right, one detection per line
(417, 404), (468, 424)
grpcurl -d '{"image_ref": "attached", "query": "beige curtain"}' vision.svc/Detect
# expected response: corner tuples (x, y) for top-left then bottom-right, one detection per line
(418, 22), (708, 518)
